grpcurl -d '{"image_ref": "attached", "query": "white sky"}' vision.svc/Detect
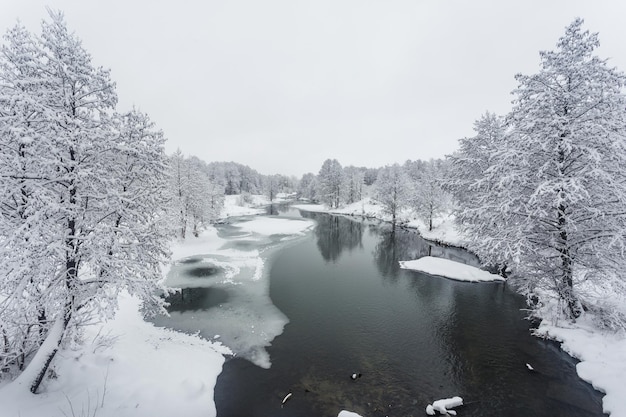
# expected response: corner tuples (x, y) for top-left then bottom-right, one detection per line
(3, 1), (626, 177)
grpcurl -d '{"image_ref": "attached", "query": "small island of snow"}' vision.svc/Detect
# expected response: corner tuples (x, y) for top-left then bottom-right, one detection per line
(338, 411), (363, 417)
(399, 256), (504, 283)
(426, 396), (464, 415)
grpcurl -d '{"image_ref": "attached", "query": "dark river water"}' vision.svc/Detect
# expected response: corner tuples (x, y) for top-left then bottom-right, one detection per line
(165, 204), (606, 417)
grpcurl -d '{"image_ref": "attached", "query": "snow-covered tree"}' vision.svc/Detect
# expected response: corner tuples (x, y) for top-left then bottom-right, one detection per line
(463, 19), (626, 319)
(414, 159), (451, 231)
(265, 174), (280, 201)
(374, 164), (412, 227)
(206, 161), (265, 196)
(297, 173), (318, 201)
(168, 152), (223, 238)
(363, 167), (380, 186)
(446, 112), (505, 208)
(0, 12), (170, 392)
(169, 149), (190, 238)
(317, 158), (344, 208)
(344, 166), (364, 204)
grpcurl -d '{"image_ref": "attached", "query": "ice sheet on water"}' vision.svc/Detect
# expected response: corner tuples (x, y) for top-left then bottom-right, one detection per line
(158, 277), (287, 368)
(158, 217), (313, 368)
(158, 252), (286, 368)
(234, 217), (314, 236)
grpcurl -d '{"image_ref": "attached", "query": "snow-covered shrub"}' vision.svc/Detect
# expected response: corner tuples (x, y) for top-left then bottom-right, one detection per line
(588, 305), (626, 332)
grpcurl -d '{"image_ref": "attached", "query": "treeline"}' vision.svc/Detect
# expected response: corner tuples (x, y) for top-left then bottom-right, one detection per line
(204, 160), (296, 197)
(300, 158), (450, 231)
(167, 154), (299, 239)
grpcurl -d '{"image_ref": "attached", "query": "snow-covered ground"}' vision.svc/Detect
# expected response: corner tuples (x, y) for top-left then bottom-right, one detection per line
(399, 256), (504, 282)
(220, 193), (268, 217)
(532, 276), (626, 417)
(0, 293), (231, 417)
(536, 321), (626, 417)
(0, 194), (312, 417)
(220, 192), (294, 218)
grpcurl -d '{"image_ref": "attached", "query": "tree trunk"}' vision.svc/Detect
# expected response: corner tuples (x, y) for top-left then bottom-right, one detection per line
(12, 310), (70, 394)
(557, 201), (580, 319)
(555, 132), (580, 319)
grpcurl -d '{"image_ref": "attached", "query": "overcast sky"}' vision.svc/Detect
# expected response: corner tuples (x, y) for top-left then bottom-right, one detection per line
(2, 1), (626, 177)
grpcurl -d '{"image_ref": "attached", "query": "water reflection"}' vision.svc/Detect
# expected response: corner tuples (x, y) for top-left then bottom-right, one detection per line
(373, 226), (431, 279)
(302, 212), (363, 263)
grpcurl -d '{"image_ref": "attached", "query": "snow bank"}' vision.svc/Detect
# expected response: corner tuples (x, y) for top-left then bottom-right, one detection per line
(399, 256), (504, 282)
(406, 213), (467, 248)
(170, 226), (227, 261)
(221, 194), (268, 218)
(294, 197), (386, 219)
(536, 317), (626, 416)
(0, 293), (230, 417)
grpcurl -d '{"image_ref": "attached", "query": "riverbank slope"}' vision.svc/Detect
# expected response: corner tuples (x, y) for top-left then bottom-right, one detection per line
(0, 194), (276, 417)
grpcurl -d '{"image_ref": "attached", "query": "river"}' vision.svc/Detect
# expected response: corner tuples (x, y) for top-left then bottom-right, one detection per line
(159, 204), (605, 417)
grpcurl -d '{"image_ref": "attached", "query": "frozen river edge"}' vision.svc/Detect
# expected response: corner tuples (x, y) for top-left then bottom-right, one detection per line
(295, 200), (626, 417)
(0, 196), (308, 417)
(1, 196), (623, 417)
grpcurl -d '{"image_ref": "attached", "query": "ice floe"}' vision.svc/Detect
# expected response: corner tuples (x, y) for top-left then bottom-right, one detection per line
(399, 256), (504, 282)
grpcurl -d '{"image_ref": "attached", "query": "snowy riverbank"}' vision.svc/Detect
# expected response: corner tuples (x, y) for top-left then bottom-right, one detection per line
(532, 279), (626, 417)
(295, 197), (626, 417)
(0, 291), (231, 417)
(0, 194), (299, 417)
(293, 198), (466, 248)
